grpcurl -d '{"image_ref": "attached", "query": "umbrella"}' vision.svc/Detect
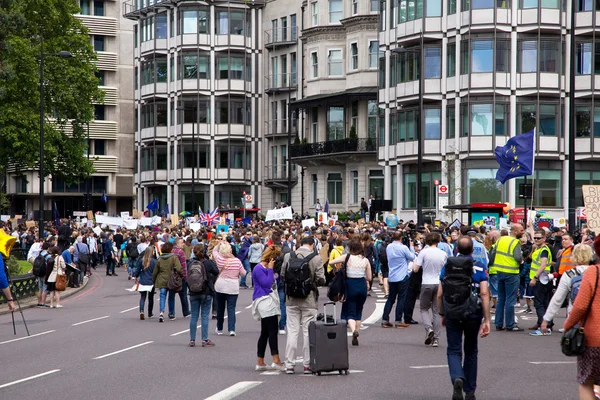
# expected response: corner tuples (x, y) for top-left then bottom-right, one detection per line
(179, 211), (192, 217)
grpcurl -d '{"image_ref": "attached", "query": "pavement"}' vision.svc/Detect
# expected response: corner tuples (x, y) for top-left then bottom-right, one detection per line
(0, 266), (580, 400)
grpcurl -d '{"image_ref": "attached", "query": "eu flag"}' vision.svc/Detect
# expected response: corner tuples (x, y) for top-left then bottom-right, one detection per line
(494, 129), (535, 184)
(146, 199), (159, 212)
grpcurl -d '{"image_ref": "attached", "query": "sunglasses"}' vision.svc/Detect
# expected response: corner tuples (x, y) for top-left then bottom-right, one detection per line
(533, 237), (543, 240)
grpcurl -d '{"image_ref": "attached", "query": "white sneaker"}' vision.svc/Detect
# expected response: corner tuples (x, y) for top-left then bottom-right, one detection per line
(255, 364), (268, 371)
(559, 328), (564, 333)
(279, 329), (286, 335)
(229, 331), (236, 336)
(216, 328), (223, 336)
(55, 305), (63, 308)
(271, 362), (286, 371)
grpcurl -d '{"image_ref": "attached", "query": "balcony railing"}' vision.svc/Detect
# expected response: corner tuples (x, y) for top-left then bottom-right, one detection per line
(265, 73), (297, 91)
(265, 119), (298, 137)
(290, 138), (377, 158)
(265, 165), (298, 181)
(264, 27), (298, 47)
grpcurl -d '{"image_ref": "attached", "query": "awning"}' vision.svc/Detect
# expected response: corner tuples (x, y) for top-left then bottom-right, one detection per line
(290, 86), (378, 109)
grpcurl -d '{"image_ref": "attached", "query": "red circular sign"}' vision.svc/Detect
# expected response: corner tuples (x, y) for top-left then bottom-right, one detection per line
(434, 179), (440, 186)
(438, 185), (448, 194)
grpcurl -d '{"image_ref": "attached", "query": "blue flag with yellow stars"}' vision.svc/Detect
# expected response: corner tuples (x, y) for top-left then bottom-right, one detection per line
(494, 129), (535, 184)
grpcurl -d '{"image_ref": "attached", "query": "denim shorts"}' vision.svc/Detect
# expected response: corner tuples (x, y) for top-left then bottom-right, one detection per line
(488, 274), (498, 297)
(38, 277), (47, 293)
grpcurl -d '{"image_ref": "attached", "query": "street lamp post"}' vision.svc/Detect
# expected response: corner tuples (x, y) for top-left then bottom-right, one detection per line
(176, 105), (195, 214)
(38, 42), (73, 239)
(392, 41), (424, 226)
(567, 3), (576, 231)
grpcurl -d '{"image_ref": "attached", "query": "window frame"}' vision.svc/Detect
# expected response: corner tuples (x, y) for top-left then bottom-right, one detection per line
(311, 51), (319, 78)
(329, 0), (343, 24)
(327, 48), (343, 77)
(350, 41), (359, 71)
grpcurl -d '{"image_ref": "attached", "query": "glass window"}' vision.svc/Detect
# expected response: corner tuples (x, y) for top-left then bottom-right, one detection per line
(424, 108), (441, 139)
(466, 169), (503, 203)
(155, 55), (167, 83)
(379, 114), (385, 146)
(472, 0), (494, 8)
(93, 0), (104, 16)
(576, 42), (592, 75)
(180, 97), (210, 124)
(156, 14), (167, 39)
(311, 52), (318, 78)
(539, 104), (557, 136)
(461, 104), (469, 137)
(390, 112), (397, 145)
(351, 171), (359, 203)
(216, 54), (246, 80)
(471, 104), (493, 136)
(141, 147), (154, 171)
(328, 49), (343, 76)
(95, 71), (105, 86)
(327, 106), (345, 141)
(449, 0), (457, 13)
(471, 40), (493, 73)
(229, 10), (246, 35)
(496, 40), (510, 72)
(350, 42), (358, 70)
(291, 14), (297, 40)
(576, 106), (591, 137)
(94, 105), (105, 120)
(180, 8), (209, 34)
(539, 40), (559, 73)
(406, 110), (415, 141)
(312, 1), (318, 26)
(291, 52), (297, 85)
(80, 0), (90, 15)
(368, 100), (378, 138)
(427, 0), (442, 15)
(447, 106), (456, 138)
(379, 56), (386, 88)
(397, 51), (420, 82)
(93, 35), (105, 52)
(369, 41), (379, 68)
(594, 106), (600, 137)
(519, 104), (537, 134)
(311, 108), (318, 142)
(460, 40), (469, 74)
(541, 0), (559, 7)
(522, 0), (537, 7)
(576, 0), (593, 11)
(179, 52), (209, 80)
(519, 40), (538, 73)
(425, 47), (441, 78)
(329, 0), (343, 24)
(351, 101), (358, 131)
(312, 174), (318, 204)
(327, 173), (343, 204)
(595, 43), (600, 74)
(447, 43), (456, 77)
(352, 0), (359, 15)
(371, 0), (380, 11)
(404, 171), (440, 208)
(94, 139), (105, 156)
(516, 170), (561, 207)
(495, 104), (506, 136)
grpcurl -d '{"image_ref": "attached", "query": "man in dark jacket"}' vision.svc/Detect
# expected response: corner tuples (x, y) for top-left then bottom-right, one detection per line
(238, 232), (252, 289)
(104, 233), (117, 276)
(126, 237), (139, 279)
(379, 236), (390, 297)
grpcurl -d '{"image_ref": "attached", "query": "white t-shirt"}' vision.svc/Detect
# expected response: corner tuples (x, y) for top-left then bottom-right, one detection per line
(415, 246), (447, 285)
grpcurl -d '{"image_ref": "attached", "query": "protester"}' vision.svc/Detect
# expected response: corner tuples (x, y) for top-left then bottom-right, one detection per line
(135, 247), (156, 320)
(152, 242), (183, 323)
(188, 244), (219, 348)
(381, 231), (415, 328)
(46, 246), (66, 309)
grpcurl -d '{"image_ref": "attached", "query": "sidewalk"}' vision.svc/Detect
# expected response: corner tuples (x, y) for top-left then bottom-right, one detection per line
(0, 276), (90, 316)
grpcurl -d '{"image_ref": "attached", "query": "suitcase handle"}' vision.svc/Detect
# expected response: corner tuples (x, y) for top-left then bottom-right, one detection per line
(323, 302), (337, 325)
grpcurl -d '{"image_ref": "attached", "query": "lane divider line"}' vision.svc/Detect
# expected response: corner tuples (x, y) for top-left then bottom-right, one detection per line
(93, 341), (153, 360)
(224, 311), (242, 319)
(119, 306), (139, 314)
(409, 365), (448, 369)
(204, 381), (263, 400)
(72, 316), (110, 326)
(362, 303), (385, 325)
(170, 325), (201, 337)
(0, 369), (61, 389)
(0, 330), (56, 345)
(529, 361), (576, 365)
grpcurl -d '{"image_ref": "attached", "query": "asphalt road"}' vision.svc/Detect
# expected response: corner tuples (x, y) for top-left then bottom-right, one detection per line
(0, 267), (579, 400)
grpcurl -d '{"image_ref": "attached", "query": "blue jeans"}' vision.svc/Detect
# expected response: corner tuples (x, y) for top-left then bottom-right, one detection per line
(240, 259), (250, 287)
(445, 317), (481, 395)
(139, 288), (155, 316)
(189, 293), (212, 341)
(128, 258), (138, 276)
(495, 272), (520, 329)
(488, 274), (498, 297)
(382, 275), (410, 323)
(216, 292), (238, 332)
(278, 284), (287, 330)
(168, 279), (190, 317)
(159, 288), (175, 315)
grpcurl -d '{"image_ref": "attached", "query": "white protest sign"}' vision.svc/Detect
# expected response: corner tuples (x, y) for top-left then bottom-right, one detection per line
(121, 212), (130, 220)
(317, 212), (328, 225)
(124, 219), (139, 230)
(482, 216), (497, 229)
(0, 215), (10, 222)
(139, 217), (153, 226)
(265, 206), (293, 221)
(93, 226), (102, 236)
(553, 218), (566, 228)
(499, 217), (509, 230)
(95, 215), (124, 226)
(151, 216), (162, 225)
(189, 223), (202, 232)
(73, 211), (87, 217)
(302, 218), (316, 229)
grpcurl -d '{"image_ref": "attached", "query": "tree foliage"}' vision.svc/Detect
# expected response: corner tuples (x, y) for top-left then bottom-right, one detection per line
(0, 0), (103, 183)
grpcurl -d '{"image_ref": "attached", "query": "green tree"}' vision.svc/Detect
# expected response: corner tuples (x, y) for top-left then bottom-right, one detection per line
(0, 0), (103, 183)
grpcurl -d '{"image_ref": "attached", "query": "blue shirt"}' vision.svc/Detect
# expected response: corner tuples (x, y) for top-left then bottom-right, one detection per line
(452, 239), (488, 268)
(438, 241), (453, 257)
(386, 241), (415, 282)
(61, 250), (73, 264)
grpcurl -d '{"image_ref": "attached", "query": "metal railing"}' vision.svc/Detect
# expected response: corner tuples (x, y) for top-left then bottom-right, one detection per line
(290, 138), (377, 158)
(264, 26), (298, 45)
(265, 73), (297, 90)
(265, 165), (298, 181)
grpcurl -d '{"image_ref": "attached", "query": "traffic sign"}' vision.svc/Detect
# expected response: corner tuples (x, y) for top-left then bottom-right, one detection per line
(244, 194), (253, 203)
(438, 185), (448, 195)
(433, 179), (440, 186)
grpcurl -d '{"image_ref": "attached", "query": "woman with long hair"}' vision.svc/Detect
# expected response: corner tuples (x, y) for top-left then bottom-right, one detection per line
(135, 247), (156, 320)
(46, 246), (66, 308)
(188, 244), (219, 348)
(253, 245), (284, 370)
(152, 242), (183, 323)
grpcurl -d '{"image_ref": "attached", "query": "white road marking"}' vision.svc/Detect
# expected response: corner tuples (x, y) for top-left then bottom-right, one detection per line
(93, 341), (153, 360)
(170, 325), (201, 337)
(72, 316), (110, 326)
(377, 295), (385, 298)
(224, 311), (242, 319)
(260, 371), (281, 375)
(0, 369), (61, 389)
(204, 381), (263, 400)
(529, 361), (576, 365)
(362, 303), (385, 325)
(0, 330), (55, 345)
(376, 299), (387, 303)
(409, 365), (448, 369)
(119, 306), (139, 313)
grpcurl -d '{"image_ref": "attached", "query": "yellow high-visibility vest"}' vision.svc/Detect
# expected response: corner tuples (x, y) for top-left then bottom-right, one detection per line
(491, 236), (520, 274)
(530, 245), (552, 280)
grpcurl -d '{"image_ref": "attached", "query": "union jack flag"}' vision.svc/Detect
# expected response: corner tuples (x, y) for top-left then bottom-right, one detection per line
(199, 208), (219, 226)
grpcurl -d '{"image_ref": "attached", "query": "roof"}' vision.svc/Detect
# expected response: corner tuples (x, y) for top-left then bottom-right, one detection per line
(290, 87), (378, 109)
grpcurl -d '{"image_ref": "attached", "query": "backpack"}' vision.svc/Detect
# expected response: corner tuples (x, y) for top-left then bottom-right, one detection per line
(327, 254), (350, 302)
(33, 254), (48, 277)
(284, 251), (317, 298)
(188, 259), (208, 293)
(566, 268), (583, 303)
(442, 257), (481, 320)
(128, 244), (139, 259)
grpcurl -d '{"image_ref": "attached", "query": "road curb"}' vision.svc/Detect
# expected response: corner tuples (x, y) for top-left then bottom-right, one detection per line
(0, 277), (90, 316)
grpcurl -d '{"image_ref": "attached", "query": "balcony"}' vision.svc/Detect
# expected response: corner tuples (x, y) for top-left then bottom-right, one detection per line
(264, 165), (298, 188)
(290, 138), (377, 166)
(264, 27), (298, 49)
(265, 119), (298, 139)
(265, 73), (297, 94)
(92, 155), (119, 173)
(96, 52), (118, 71)
(98, 86), (118, 106)
(60, 120), (118, 140)
(75, 15), (117, 36)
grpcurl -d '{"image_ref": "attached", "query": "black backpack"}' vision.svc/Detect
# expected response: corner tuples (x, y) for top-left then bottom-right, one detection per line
(284, 251), (317, 298)
(442, 257), (481, 320)
(128, 244), (139, 259)
(33, 254), (48, 277)
(187, 259), (208, 293)
(327, 254), (350, 302)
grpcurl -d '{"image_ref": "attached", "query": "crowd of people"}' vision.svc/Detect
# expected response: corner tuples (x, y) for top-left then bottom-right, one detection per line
(2, 214), (600, 400)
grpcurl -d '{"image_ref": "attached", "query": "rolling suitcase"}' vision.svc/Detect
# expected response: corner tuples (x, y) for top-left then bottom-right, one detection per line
(308, 302), (349, 375)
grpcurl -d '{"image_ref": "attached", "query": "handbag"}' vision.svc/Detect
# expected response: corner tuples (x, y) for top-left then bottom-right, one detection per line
(560, 266), (599, 356)
(55, 273), (67, 292)
(214, 260), (231, 293)
(252, 278), (281, 321)
(327, 254), (350, 303)
(167, 257), (183, 292)
(76, 243), (89, 264)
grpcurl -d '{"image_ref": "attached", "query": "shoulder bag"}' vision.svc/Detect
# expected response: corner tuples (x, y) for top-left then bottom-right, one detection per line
(251, 270), (281, 321)
(55, 258), (67, 291)
(560, 265), (599, 356)
(167, 257), (183, 292)
(76, 243), (89, 264)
